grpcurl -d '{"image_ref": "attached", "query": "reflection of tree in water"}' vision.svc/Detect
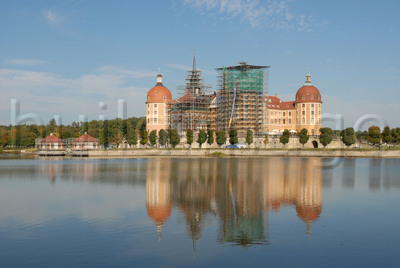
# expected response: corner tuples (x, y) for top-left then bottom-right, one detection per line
(369, 158), (382, 191)
(342, 158), (356, 189)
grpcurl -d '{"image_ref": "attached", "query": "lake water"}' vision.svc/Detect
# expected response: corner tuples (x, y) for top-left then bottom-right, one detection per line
(1, 157), (400, 267)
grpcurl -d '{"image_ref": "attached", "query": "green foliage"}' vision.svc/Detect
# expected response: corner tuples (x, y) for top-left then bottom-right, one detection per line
(140, 130), (148, 146)
(391, 128), (400, 144)
(299, 128), (309, 147)
(340, 127), (356, 147)
(207, 129), (214, 146)
(216, 131), (226, 148)
(246, 129), (253, 146)
(209, 152), (225, 157)
(279, 129), (290, 147)
(228, 129), (238, 146)
(186, 129), (194, 147)
(99, 120), (109, 148)
(368, 126), (381, 145)
(197, 130), (207, 148)
(126, 128), (138, 147)
(149, 130), (157, 147)
(263, 134), (269, 145)
(319, 127), (333, 147)
(169, 129), (180, 148)
(382, 126), (393, 144)
(158, 129), (168, 147)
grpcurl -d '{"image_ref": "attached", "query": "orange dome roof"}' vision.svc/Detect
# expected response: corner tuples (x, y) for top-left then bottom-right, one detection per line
(146, 74), (172, 103)
(296, 204), (322, 223)
(295, 73), (321, 103)
(147, 204), (172, 223)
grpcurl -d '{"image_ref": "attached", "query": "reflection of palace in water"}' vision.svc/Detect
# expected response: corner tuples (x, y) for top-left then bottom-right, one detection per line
(145, 158), (323, 248)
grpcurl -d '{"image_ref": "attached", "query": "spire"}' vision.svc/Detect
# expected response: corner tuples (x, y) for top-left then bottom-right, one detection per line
(305, 70), (312, 85)
(193, 49), (196, 72)
(156, 70), (163, 85)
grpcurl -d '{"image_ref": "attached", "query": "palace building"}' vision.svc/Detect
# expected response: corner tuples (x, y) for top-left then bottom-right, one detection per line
(146, 56), (322, 137)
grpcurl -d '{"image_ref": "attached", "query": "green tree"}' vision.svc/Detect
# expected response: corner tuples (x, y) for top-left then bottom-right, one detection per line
(126, 128), (138, 147)
(149, 130), (157, 147)
(0, 130), (9, 147)
(246, 129), (253, 147)
(140, 129), (148, 147)
(99, 120), (109, 148)
(319, 127), (333, 148)
(169, 129), (180, 148)
(216, 131), (226, 148)
(367, 126), (381, 146)
(392, 128), (400, 144)
(263, 134), (269, 147)
(158, 129), (168, 147)
(299, 128), (309, 147)
(197, 130), (207, 148)
(340, 127), (356, 148)
(382, 126), (393, 144)
(280, 129), (290, 147)
(186, 129), (194, 148)
(207, 130), (214, 146)
(228, 129), (238, 147)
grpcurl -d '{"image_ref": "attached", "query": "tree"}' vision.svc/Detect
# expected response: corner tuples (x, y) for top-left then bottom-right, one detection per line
(186, 129), (194, 148)
(319, 127), (333, 148)
(149, 130), (157, 147)
(169, 129), (180, 148)
(392, 128), (400, 144)
(99, 120), (109, 148)
(367, 126), (381, 146)
(246, 129), (253, 147)
(280, 129), (290, 147)
(0, 130), (9, 147)
(228, 129), (238, 147)
(126, 128), (138, 147)
(340, 127), (356, 148)
(216, 131), (226, 148)
(263, 134), (269, 147)
(207, 130), (214, 146)
(140, 130), (148, 147)
(382, 126), (393, 144)
(158, 129), (168, 147)
(197, 130), (207, 148)
(299, 128), (309, 147)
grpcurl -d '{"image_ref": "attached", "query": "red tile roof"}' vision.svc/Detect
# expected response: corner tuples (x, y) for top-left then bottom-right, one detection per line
(40, 134), (63, 143)
(73, 133), (99, 143)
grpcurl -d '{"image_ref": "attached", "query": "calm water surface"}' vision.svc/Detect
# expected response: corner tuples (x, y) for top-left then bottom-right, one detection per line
(0, 157), (400, 267)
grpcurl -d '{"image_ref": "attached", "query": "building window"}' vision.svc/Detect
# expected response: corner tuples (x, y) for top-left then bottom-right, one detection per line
(302, 111), (305, 115)
(289, 112), (291, 116)
(311, 118), (314, 124)
(302, 118), (305, 124)
(311, 111), (314, 115)
(283, 112), (285, 116)
(302, 96), (305, 100)
(154, 110), (157, 115)
(153, 118), (157, 124)
(289, 119), (292, 124)
(311, 129), (315, 135)
(302, 104), (305, 108)
(311, 104), (314, 108)
(283, 119), (286, 124)
(154, 104), (157, 108)
(275, 119), (277, 124)
(147, 118), (150, 124)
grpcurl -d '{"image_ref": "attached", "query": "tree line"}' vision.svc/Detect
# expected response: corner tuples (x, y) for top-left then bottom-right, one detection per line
(1, 119), (399, 149)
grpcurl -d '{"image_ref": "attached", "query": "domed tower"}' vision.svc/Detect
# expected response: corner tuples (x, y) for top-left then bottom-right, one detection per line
(146, 72), (172, 134)
(295, 72), (322, 135)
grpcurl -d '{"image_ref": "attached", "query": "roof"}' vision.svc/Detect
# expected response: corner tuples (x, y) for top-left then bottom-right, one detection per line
(147, 204), (172, 223)
(73, 133), (99, 143)
(295, 85), (321, 103)
(266, 96), (295, 110)
(40, 133), (63, 143)
(296, 204), (322, 223)
(147, 84), (172, 103)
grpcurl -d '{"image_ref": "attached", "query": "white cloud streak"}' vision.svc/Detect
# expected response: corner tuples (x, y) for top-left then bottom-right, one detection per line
(182, 0), (313, 31)
(43, 8), (63, 26)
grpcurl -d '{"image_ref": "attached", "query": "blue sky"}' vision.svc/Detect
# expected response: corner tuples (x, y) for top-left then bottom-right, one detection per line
(1, 0), (399, 129)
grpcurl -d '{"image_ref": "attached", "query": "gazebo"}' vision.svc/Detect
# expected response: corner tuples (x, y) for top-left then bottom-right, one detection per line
(38, 133), (65, 156)
(72, 133), (99, 150)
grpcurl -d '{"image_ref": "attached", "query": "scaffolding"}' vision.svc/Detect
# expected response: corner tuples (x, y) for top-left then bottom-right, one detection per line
(170, 54), (212, 136)
(216, 62), (269, 137)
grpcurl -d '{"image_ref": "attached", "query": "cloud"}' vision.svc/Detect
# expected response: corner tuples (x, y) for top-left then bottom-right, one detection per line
(0, 66), (152, 124)
(4, 59), (50, 66)
(43, 8), (63, 26)
(182, 0), (314, 30)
